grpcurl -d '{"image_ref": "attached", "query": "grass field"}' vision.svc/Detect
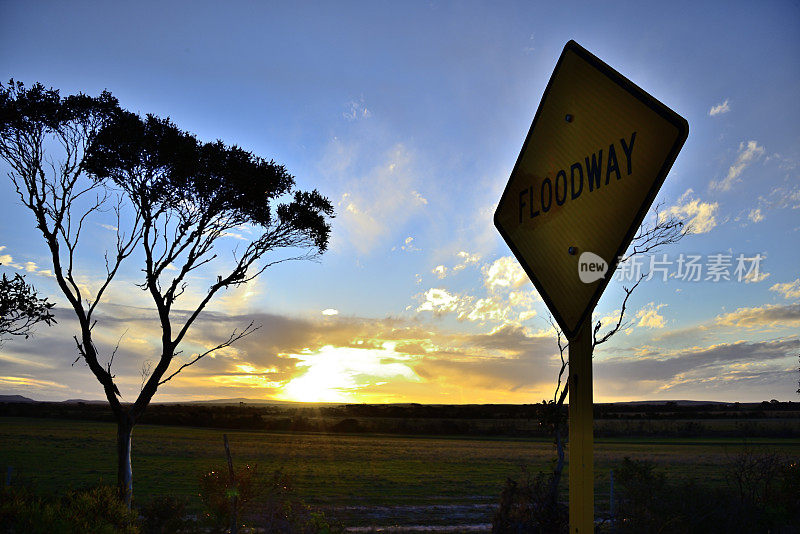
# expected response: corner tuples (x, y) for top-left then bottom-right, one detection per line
(2, 416), (799, 527)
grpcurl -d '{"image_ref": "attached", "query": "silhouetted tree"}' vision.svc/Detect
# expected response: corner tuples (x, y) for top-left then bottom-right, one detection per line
(0, 80), (334, 507)
(83, 110), (333, 507)
(537, 206), (685, 510)
(0, 267), (56, 342)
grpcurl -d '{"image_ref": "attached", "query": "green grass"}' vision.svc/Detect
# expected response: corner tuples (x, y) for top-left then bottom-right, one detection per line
(2, 416), (799, 526)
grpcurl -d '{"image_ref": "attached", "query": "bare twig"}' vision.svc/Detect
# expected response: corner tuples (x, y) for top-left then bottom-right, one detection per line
(593, 274), (644, 347)
(157, 322), (259, 386)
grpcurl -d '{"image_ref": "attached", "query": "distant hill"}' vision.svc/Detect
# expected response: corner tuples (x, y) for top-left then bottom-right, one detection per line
(173, 398), (337, 406)
(0, 395), (750, 407)
(0, 394), (35, 403)
(609, 400), (728, 406)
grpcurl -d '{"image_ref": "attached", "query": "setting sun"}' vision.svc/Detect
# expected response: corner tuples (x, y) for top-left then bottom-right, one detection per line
(278, 344), (419, 403)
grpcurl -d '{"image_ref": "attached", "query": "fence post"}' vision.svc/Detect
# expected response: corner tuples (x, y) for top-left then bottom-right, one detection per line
(610, 469), (615, 532)
(223, 434), (238, 534)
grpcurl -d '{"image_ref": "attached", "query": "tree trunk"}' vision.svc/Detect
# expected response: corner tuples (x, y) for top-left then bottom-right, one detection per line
(116, 416), (134, 509)
(551, 425), (566, 503)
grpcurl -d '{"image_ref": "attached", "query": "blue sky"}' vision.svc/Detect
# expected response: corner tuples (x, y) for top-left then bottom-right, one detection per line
(1, 1), (798, 403)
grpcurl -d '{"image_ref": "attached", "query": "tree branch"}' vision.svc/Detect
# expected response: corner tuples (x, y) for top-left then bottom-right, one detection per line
(158, 322), (259, 386)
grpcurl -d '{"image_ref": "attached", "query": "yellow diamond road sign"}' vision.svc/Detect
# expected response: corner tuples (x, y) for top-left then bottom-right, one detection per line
(494, 40), (688, 339)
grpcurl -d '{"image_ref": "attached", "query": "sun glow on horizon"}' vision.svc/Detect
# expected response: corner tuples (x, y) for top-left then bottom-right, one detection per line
(277, 344), (420, 403)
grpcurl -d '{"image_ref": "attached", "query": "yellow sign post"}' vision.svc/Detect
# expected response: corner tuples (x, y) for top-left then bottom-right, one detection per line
(568, 319), (593, 533)
(494, 40), (688, 533)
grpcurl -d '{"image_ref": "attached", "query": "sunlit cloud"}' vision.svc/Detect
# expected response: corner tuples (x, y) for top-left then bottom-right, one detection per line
(635, 302), (667, 329)
(430, 251), (482, 279)
(483, 256), (530, 293)
(770, 279), (800, 300)
(662, 189), (718, 234)
(744, 269), (770, 284)
(464, 296), (515, 323)
(452, 251), (482, 272)
(321, 308), (339, 316)
(0, 376), (69, 389)
(416, 288), (464, 315)
(398, 236), (420, 252)
(748, 208), (765, 223)
(0, 250), (21, 269)
(711, 140), (765, 192)
(714, 303), (800, 330)
(213, 278), (262, 315)
(595, 338), (798, 400)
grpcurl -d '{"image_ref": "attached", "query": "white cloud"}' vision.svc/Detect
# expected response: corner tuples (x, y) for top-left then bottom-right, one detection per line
(322, 308), (339, 316)
(432, 265), (448, 279)
(770, 279), (800, 300)
(452, 251), (482, 272)
(462, 295), (536, 324)
(415, 279), (540, 326)
(508, 289), (541, 308)
(711, 140), (765, 192)
(416, 288), (463, 314)
(708, 99), (730, 116)
(343, 96), (372, 121)
(400, 236), (420, 252)
(431, 251), (483, 278)
(483, 256), (529, 293)
(661, 189), (718, 234)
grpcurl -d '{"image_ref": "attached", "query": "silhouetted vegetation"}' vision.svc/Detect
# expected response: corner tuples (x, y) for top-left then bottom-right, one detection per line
(0, 79), (334, 505)
(607, 452), (800, 533)
(199, 467), (343, 533)
(0, 270), (55, 343)
(492, 467), (567, 533)
(0, 485), (139, 534)
(492, 450), (800, 534)
(2, 400), (799, 438)
(1, 465), (342, 533)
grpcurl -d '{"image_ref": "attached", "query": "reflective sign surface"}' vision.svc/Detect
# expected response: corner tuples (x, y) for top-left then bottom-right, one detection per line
(494, 40), (688, 338)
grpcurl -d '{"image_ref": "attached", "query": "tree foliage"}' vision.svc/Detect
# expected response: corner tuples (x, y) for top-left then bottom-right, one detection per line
(0, 270), (55, 341)
(82, 110), (333, 412)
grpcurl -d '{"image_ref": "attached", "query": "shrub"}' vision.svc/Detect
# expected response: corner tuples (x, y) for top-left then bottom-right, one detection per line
(250, 469), (344, 533)
(198, 463), (259, 530)
(198, 465), (343, 533)
(0, 485), (139, 534)
(492, 466), (567, 534)
(609, 452), (800, 533)
(138, 494), (194, 534)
